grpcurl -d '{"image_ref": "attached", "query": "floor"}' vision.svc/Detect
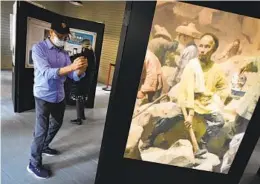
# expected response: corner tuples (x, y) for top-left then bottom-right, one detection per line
(1, 70), (259, 184)
(1, 70), (110, 184)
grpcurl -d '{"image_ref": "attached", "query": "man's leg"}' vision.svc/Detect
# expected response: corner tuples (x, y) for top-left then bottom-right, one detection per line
(147, 92), (155, 102)
(71, 98), (83, 125)
(140, 113), (184, 150)
(28, 98), (51, 178)
(200, 112), (225, 145)
(234, 114), (249, 134)
(79, 97), (86, 120)
(257, 167), (260, 176)
(42, 100), (65, 154)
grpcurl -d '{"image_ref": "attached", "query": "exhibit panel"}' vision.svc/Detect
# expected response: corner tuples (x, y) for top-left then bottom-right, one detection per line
(124, 0), (260, 175)
(95, 1), (260, 184)
(12, 1), (104, 112)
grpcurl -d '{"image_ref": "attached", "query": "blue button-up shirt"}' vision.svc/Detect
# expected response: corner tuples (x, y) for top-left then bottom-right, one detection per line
(32, 39), (85, 103)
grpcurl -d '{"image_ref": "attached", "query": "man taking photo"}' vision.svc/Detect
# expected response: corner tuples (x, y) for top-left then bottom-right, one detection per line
(27, 19), (88, 179)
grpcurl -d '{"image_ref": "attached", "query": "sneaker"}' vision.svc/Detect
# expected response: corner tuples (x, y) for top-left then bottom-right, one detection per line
(81, 116), (86, 120)
(70, 119), (82, 125)
(27, 163), (50, 179)
(42, 147), (60, 156)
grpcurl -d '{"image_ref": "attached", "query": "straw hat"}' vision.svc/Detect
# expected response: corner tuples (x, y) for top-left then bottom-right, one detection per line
(175, 23), (201, 39)
(154, 24), (172, 41)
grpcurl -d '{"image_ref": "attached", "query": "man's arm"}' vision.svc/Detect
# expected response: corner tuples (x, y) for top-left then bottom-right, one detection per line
(220, 43), (233, 59)
(177, 65), (195, 110)
(140, 59), (158, 93)
(177, 65), (195, 127)
(32, 44), (86, 80)
(174, 46), (197, 83)
(32, 44), (62, 80)
(240, 58), (259, 74)
(215, 69), (230, 103)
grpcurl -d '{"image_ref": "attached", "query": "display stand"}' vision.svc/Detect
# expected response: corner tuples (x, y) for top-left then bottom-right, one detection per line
(102, 63), (115, 91)
(95, 1), (260, 184)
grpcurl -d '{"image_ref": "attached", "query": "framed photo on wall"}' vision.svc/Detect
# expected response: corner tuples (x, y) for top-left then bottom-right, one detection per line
(95, 1), (260, 184)
(25, 17), (51, 68)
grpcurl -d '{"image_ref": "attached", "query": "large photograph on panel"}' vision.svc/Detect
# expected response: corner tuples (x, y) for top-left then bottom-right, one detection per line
(124, 1), (260, 174)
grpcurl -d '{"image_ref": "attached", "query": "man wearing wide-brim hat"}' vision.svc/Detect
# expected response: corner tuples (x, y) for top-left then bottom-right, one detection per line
(170, 23), (201, 88)
(148, 24), (179, 66)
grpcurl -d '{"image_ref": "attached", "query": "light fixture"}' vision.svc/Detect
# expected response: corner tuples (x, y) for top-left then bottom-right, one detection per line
(69, 1), (83, 6)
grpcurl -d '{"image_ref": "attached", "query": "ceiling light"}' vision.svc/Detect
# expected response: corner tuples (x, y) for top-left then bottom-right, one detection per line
(69, 1), (83, 6)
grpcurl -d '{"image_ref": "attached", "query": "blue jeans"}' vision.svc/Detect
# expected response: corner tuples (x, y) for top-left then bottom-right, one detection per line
(30, 97), (65, 167)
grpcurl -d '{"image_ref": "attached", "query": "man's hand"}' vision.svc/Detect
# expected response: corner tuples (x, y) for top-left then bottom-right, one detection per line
(184, 115), (193, 129)
(76, 66), (87, 76)
(71, 56), (88, 71)
(137, 91), (145, 99)
(77, 62), (88, 76)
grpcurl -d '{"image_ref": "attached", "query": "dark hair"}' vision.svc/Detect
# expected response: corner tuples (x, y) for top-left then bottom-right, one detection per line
(234, 39), (240, 44)
(200, 33), (219, 52)
(81, 39), (91, 44)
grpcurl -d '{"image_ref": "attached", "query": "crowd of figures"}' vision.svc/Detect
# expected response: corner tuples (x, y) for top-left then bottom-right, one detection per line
(125, 23), (260, 173)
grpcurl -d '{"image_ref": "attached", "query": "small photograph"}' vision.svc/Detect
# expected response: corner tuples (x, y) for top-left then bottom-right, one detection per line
(64, 28), (97, 56)
(123, 1), (260, 174)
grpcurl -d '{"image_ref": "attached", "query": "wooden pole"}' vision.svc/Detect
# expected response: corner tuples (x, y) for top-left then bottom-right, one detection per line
(132, 94), (167, 119)
(181, 106), (199, 153)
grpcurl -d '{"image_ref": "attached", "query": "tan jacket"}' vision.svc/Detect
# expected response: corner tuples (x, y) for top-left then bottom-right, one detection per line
(139, 50), (163, 93)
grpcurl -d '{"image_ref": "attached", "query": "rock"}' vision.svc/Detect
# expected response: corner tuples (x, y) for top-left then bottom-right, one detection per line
(194, 162), (213, 172)
(141, 139), (195, 167)
(193, 152), (220, 172)
(124, 124), (143, 159)
(168, 83), (180, 101)
(146, 102), (182, 118)
(132, 111), (153, 127)
(241, 17), (258, 39)
(125, 124), (143, 150)
(133, 102), (182, 126)
(220, 133), (245, 173)
(199, 152), (221, 167)
(198, 8), (218, 25)
(173, 3), (203, 19)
